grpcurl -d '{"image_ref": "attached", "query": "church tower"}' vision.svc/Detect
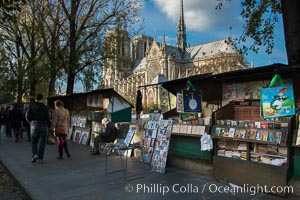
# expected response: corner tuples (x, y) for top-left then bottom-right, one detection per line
(102, 28), (131, 88)
(177, 0), (187, 57)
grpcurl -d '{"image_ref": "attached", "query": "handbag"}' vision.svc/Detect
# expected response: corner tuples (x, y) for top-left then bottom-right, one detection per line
(47, 132), (56, 145)
(260, 74), (296, 119)
(55, 124), (65, 134)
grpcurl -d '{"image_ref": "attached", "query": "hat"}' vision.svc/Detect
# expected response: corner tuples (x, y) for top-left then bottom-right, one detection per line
(101, 118), (109, 126)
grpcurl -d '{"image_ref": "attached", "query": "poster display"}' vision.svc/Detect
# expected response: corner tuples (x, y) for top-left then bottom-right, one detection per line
(182, 90), (202, 113)
(141, 112), (161, 164)
(152, 120), (173, 174)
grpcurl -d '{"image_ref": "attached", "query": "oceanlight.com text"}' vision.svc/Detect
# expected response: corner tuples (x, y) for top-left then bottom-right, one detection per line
(124, 183), (294, 196)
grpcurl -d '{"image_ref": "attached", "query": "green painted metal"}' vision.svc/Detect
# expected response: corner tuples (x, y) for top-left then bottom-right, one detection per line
(111, 107), (132, 123)
(293, 149), (300, 179)
(169, 135), (212, 160)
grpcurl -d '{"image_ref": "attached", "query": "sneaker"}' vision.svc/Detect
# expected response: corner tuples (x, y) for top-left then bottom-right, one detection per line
(32, 155), (38, 163)
(90, 151), (100, 155)
(37, 159), (44, 164)
(57, 156), (63, 160)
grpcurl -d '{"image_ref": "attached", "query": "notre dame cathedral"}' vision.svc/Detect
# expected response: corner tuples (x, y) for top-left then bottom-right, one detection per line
(102, 0), (247, 112)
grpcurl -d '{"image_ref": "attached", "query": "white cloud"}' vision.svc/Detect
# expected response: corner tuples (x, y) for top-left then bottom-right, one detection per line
(153, 0), (242, 32)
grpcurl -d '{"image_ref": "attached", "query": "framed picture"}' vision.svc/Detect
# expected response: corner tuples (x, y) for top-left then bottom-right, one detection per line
(124, 127), (136, 147)
(80, 131), (90, 145)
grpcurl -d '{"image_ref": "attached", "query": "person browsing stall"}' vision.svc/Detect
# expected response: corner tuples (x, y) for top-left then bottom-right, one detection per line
(90, 118), (118, 155)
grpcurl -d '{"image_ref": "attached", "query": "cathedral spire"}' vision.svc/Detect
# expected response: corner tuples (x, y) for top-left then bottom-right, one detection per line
(177, 0), (187, 53)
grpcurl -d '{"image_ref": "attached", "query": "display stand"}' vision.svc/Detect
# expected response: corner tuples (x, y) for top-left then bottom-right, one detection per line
(104, 127), (145, 181)
(140, 112), (161, 164)
(152, 120), (173, 174)
(212, 100), (292, 197)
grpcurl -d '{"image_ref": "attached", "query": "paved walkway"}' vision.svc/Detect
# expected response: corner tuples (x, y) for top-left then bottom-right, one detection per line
(0, 134), (299, 200)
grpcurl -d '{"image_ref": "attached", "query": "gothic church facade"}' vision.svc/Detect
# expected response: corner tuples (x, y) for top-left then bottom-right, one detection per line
(102, 0), (247, 111)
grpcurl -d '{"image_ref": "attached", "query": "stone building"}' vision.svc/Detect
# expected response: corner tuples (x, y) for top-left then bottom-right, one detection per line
(102, 0), (247, 112)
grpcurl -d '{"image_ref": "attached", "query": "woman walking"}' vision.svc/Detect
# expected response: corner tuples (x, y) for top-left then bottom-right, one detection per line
(51, 100), (71, 159)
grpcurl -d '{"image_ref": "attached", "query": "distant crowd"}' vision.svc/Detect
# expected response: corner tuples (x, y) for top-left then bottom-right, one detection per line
(0, 104), (30, 142)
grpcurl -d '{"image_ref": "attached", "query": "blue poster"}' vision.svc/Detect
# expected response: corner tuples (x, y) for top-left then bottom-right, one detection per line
(182, 90), (202, 113)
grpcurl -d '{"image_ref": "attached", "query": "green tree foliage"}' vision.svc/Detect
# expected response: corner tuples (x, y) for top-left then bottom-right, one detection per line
(216, 0), (300, 65)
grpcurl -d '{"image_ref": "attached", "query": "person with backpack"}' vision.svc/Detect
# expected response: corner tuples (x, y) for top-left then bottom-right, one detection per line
(26, 93), (50, 164)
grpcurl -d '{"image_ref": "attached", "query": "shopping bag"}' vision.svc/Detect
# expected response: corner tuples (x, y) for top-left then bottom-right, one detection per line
(260, 74), (295, 119)
(176, 81), (202, 113)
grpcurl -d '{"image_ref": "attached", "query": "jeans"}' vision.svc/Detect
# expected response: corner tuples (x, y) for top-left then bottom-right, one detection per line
(30, 121), (47, 160)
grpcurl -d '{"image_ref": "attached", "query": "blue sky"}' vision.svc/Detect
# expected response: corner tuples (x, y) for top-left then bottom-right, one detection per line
(139, 0), (287, 67)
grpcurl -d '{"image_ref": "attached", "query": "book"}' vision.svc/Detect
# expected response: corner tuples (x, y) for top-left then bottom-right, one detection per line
(238, 120), (245, 127)
(179, 125), (187, 134)
(223, 128), (230, 137)
(191, 126), (198, 135)
(254, 121), (261, 128)
(249, 128), (257, 140)
(214, 127), (221, 136)
(186, 125), (192, 134)
(267, 131), (276, 142)
(255, 129), (262, 140)
(239, 128), (246, 139)
(244, 128), (250, 139)
(268, 122), (274, 129)
(261, 121), (268, 129)
(234, 128), (240, 138)
(197, 126), (206, 136)
(274, 122), (281, 129)
(172, 124), (180, 133)
(237, 143), (247, 151)
(231, 120), (238, 127)
(275, 131), (282, 144)
(248, 121), (255, 128)
(228, 127), (235, 138)
(281, 123), (289, 131)
(261, 130), (269, 141)
(219, 128), (226, 137)
(226, 120), (232, 126)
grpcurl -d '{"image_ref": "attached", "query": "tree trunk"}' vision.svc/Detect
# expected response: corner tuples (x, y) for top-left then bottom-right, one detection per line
(66, 73), (75, 95)
(48, 76), (56, 97)
(281, 0), (300, 66)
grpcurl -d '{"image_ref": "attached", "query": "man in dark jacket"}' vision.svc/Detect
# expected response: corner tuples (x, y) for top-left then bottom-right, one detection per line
(26, 93), (50, 164)
(91, 118), (118, 155)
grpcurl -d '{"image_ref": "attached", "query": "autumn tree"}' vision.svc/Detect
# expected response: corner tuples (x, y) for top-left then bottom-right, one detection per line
(55, 0), (142, 95)
(0, 0), (26, 20)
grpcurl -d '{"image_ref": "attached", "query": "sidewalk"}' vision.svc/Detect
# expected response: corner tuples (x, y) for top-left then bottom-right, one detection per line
(0, 135), (299, 200)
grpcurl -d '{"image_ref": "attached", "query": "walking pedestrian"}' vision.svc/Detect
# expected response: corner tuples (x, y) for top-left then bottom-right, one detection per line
(21, 107), (31, 141)
(10, 105), (23, 142)
(51, 100), (71, 159)
(5, 106), (12, 137)
(26, 93), (50, 164)
(0, 107), (5, 139)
